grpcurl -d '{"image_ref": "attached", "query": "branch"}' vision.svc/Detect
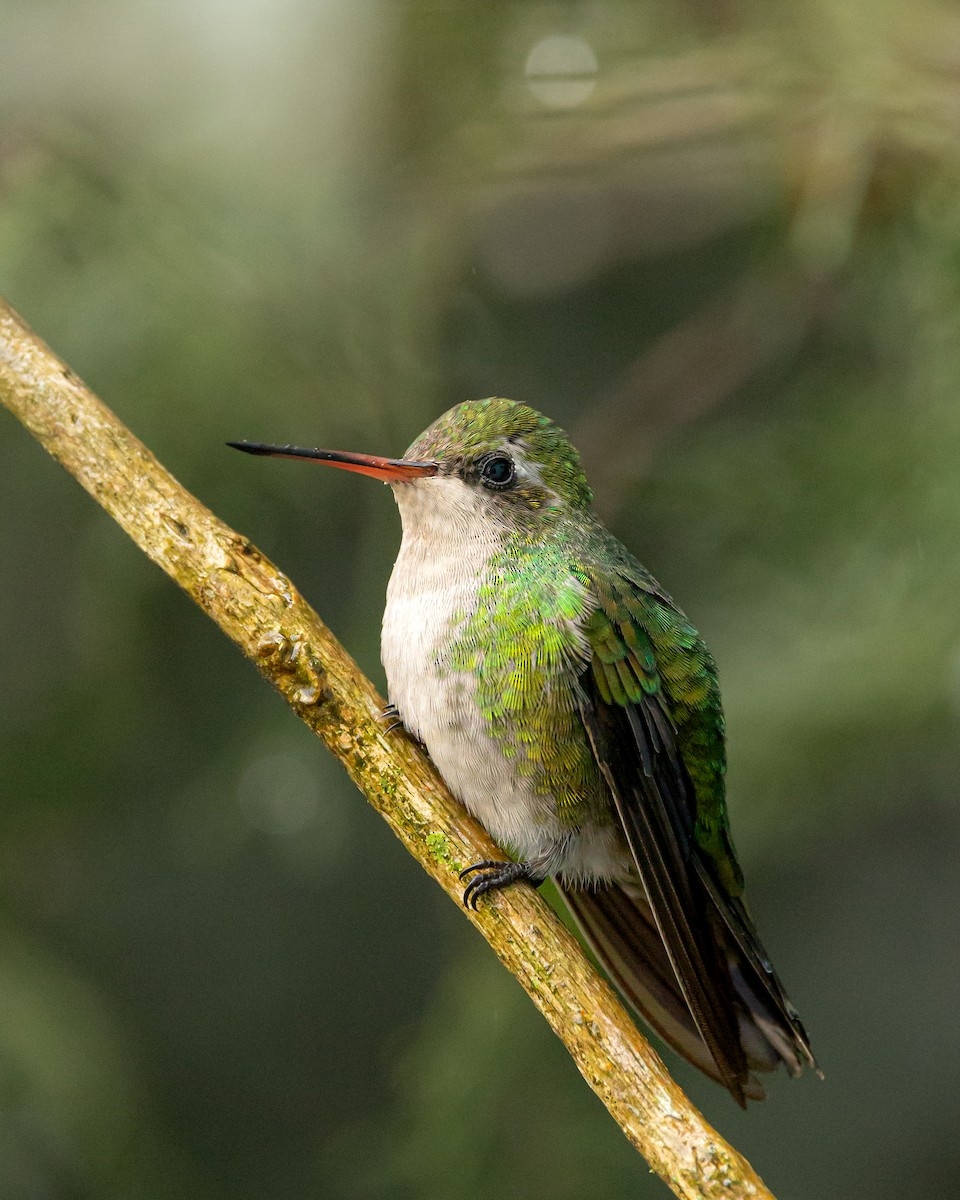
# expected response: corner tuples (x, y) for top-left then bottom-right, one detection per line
(0, 295), (775, 1200)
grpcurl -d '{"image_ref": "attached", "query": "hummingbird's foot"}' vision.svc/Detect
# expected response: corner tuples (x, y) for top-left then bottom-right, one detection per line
(378, 703), (404, 735)
(458, 860), (543, 910)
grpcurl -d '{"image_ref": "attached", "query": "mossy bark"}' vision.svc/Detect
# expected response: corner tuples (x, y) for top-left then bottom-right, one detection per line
(0, 295), (776, 1200)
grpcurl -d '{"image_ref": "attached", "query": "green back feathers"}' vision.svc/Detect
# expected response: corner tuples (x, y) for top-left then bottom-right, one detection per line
(582, 551), (743, 898)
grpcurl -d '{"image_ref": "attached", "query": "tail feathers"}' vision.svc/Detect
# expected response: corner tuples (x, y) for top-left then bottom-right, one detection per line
(693, 861), (820, 1080)
(557, 877), (814, 1103)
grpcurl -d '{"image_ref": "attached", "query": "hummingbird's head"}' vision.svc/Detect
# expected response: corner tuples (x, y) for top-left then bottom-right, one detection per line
(229, 397), (591, 538)
(403, 397), (592, 517)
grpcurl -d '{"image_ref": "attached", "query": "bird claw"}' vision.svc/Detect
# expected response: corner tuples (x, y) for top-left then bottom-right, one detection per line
(378, 703), (404, 734)
(458, 859), (538, 910)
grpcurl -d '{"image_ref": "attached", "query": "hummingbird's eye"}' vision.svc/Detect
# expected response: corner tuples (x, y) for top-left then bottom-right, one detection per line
(478, 453), (516, 490)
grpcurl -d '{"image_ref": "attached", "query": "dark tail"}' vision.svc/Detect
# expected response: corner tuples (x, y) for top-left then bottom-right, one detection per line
(556, 875), (819, 1104)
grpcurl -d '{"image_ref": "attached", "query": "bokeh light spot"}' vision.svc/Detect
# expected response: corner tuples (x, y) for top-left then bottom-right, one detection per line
(524, 34), (597, 109)
(237, 751), (323, 838)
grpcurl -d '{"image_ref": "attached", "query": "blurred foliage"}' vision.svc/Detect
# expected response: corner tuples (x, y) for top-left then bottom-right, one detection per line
(2, 0), (960, 1197)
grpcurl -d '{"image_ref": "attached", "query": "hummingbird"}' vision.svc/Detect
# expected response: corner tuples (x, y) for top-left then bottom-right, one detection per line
(229, 397), (818, 1105)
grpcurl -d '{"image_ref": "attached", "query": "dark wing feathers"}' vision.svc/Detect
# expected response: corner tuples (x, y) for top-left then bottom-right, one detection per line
(579, 691), (750, 1103)
(574, 572), (817, 1102)
(693, 859), (817, 1061)
(626, 698), (691, 836)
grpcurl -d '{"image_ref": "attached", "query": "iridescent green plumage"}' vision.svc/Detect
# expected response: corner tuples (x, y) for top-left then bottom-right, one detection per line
(446, 541), (602, 821)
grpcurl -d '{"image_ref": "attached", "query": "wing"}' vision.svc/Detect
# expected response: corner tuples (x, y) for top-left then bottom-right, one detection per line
(572, 565), (817, 1102)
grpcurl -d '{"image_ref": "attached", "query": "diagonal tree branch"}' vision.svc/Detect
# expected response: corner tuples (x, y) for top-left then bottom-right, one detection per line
(0, 295), (775, 1200)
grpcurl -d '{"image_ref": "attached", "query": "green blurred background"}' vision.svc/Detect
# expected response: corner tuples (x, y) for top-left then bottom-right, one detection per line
(2, 1), (960, 1196)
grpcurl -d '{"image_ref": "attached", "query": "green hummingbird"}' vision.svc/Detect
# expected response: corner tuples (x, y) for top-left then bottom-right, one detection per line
(230, 397), (818, 1105)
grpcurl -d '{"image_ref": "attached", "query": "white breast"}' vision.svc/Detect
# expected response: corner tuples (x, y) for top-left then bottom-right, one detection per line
(381, 477), (494, 739)
(381, 477), (564, 862)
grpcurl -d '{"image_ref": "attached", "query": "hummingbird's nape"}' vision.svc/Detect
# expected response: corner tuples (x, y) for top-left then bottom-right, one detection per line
(226, 441), (438, 482)
(231, 396), (819, 1105)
